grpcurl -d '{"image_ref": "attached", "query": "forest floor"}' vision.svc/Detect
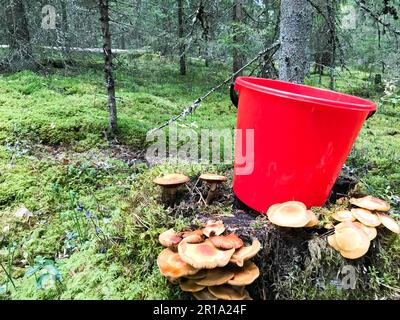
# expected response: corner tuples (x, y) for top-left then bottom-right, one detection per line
(0, 53), (399, 299)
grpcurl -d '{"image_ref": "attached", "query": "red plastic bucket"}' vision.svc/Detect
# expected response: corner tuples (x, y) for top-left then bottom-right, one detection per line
(232, 77), (376, 213)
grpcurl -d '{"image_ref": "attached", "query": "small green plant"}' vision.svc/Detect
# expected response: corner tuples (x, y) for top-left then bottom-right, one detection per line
(25, 256), (62, 290)
(68, 192), (87, 242)
(0, 243), (18, 293)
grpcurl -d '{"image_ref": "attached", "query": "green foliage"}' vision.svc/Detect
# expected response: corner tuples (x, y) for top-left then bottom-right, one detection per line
(0, 55), (237, 149)
(25, 256), (62, 290)
(0, 55), (399, 300)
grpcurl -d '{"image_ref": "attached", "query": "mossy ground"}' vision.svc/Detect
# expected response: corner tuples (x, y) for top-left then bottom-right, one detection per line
(0, 53), (399, 299)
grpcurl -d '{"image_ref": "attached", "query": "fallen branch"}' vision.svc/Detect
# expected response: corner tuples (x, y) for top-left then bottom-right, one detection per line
(148, 41), (280, 134)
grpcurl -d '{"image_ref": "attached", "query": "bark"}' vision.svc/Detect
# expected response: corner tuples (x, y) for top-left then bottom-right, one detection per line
(3, 0), (36, 71)
(232, 0), (244, 78)
(199, 1), (211, 67)
(133, 0), (142, 45)
(177, 0), (186, 75)
(60, 0), (70, 55)
(99, 0), (118, 135)
(327, 0), (336, 90)
(205, 38), (211, 67)
(261, 0), (279, 79)
(278, 0), (313, 83)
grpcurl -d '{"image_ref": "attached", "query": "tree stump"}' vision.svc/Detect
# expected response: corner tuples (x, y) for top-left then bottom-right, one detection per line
(187, 168), (399, 300)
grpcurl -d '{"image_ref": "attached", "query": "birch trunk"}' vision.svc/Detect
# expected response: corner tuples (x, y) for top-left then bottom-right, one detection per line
(99, 0), (118, 134)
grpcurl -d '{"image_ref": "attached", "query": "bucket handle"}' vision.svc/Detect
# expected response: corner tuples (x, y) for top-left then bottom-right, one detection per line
(366, 110), (376, 120)
(231, 83), (377, 120)
(230, 84), (239, 108)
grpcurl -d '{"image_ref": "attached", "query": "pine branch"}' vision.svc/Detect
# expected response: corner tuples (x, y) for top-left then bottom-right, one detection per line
(355, 0), (400, 36)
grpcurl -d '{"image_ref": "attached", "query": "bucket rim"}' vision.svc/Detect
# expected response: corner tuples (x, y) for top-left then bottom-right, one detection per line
(234, 77), (377, 112)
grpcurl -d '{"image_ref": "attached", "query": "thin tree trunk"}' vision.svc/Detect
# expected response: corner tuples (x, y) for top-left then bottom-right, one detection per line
(261, 0), (279, 78)
(99, 0), (118, 135)
(178, 0), (186, 75)
(232, 0), (244, 78)
(60, 0), (70, 55)
(327, 0), (336, 90)
(200, 1), (211, 67)
(377, 24), (385, 74)
(278, 0), (313, 83)
(3, 0), (35, 71)
(133, 0), (142, 45)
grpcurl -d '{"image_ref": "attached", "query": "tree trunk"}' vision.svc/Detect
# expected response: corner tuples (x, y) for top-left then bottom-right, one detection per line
(278, 0), (313, 83)
(178, 0), (186, 75)
(232, 0), (244, 78)
(60, 0), (70, 55)
(99, 0), (118, 135)
(205, 38), (211, 67)
(133, 0), (142, 46)
(327, 0), (336, 90)
(200, 1), (211, 67)
(3, 0), (36, 71)
(261, 0), (279, 79)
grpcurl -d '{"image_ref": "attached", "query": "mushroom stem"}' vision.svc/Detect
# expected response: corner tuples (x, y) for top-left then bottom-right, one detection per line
(206, 183), (218, 205)
(162, 187), (177, 204)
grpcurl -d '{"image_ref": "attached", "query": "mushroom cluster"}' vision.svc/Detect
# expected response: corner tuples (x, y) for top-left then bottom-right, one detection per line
(153, 173), (227, 206)
(267, 201), (319, 228)
(328, 195), (399, 259)
(157, 220), (261, 300)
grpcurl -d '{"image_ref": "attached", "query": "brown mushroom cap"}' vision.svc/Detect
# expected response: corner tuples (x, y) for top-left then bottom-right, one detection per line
(179, 279), (206, 292)
(181, 233), (204, 244)
(208, 285), (248, 300)
(353, 222), (377, 241)
(331, 210), (356, 222)
(229, 239), (261, 267)
(157, 248), (199, 278)
(334, 222), (370, 259)
(209, 233), (244, 250)
(305, 210), (319, 228)
(340, 245), (370, 260)
(159, 229), (182, 247)
(327, 235), (340, 251)
(377, 213), (400, 234)
(184, 269), (208, 280)
(199, 174), (227, 183)
(178, 239), (235, 269)
(351, 208), (381, 227)
(153, 173), (189, 187)
(227, 261), (260, 286)
(267, 201), (311, 228)
(180, 229), (204, 238)
(350, 196), (390, 212)
(193, 289), (218, 300)
(203, 220), (225, 237)
(267, 203), (281, 216)
(195, 268), (235, 286)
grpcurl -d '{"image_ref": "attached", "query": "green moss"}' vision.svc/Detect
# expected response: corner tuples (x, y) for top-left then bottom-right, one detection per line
(0, 55), (399, 300)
